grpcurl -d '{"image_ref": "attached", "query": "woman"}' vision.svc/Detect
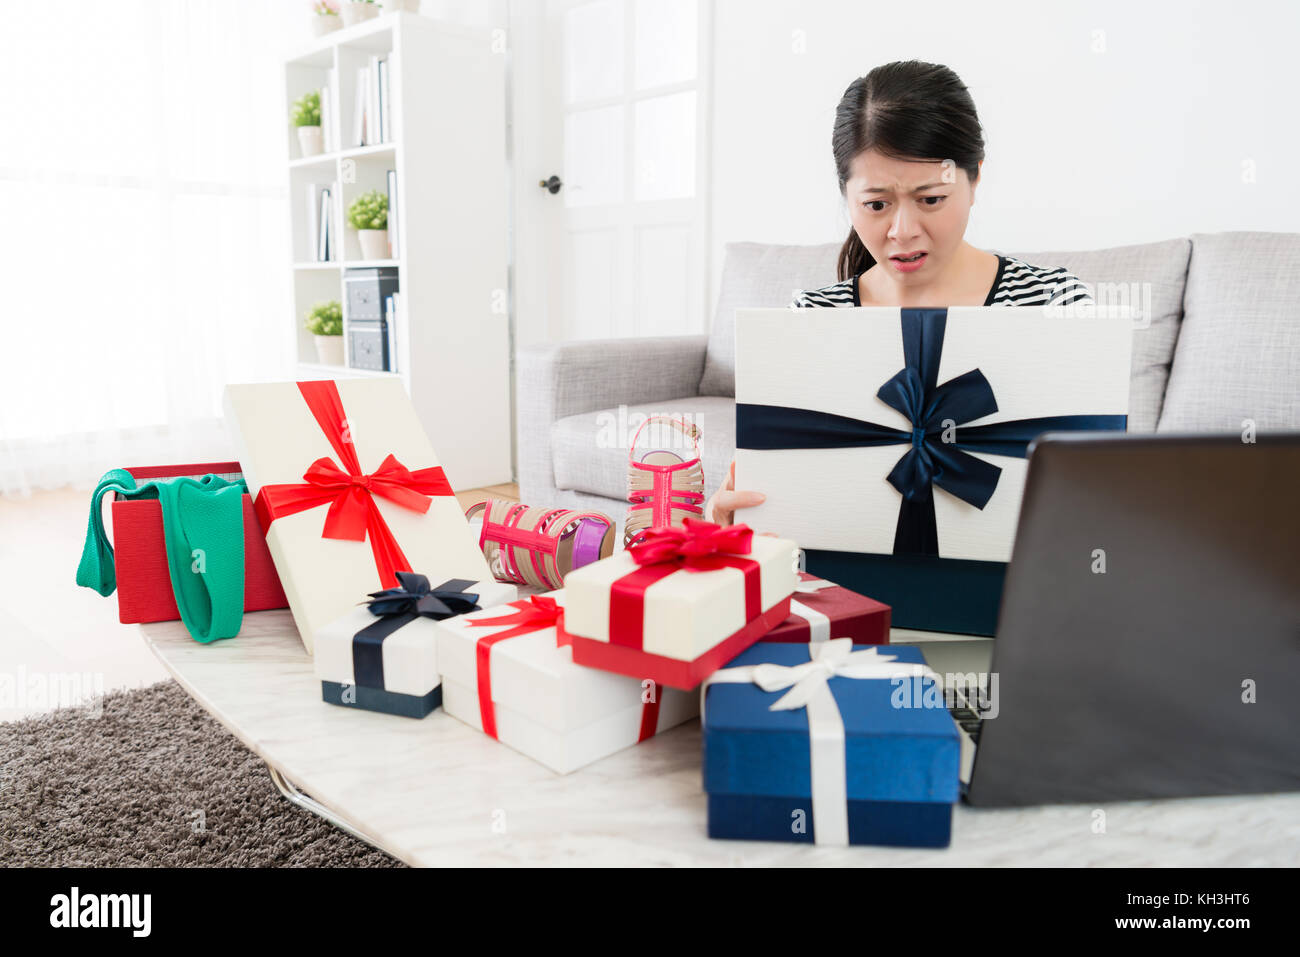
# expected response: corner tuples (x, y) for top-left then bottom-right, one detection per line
(705, 59), (1094, 525)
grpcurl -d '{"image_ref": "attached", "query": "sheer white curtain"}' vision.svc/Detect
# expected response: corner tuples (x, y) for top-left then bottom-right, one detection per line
(0, 0), (300, 496)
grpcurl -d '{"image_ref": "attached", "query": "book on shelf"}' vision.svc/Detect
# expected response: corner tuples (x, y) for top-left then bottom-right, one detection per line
(352, 66), (368, 147)
(351, 56), (392, 147)
(386, 169), (399, 259)
(377, 58), (390, 145)
(317, 185), (336, 262)
(320, 72), (334, 152)
(304, 183), (334, 262)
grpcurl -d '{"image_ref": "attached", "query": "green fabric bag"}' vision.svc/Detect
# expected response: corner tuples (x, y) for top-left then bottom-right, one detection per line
(77, 468), (248, 643)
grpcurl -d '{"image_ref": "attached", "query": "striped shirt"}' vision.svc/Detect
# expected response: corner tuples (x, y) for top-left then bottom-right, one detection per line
(790, 255), (1094, 309)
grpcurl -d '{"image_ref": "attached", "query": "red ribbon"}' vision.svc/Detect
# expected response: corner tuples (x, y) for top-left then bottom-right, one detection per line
(610, 518), (762, 650)
(464, 595), (563, 739)
(252, 380), (453, 588)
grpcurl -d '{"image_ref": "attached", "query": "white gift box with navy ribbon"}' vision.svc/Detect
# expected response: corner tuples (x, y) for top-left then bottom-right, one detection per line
(734, 306), (1132, 635)
(702, 640), (960, 847)
(315, 574), (516, 719)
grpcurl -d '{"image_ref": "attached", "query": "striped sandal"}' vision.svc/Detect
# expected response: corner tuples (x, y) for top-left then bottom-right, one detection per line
(624, 414), (705, 548)
(465, 499), (616, 591)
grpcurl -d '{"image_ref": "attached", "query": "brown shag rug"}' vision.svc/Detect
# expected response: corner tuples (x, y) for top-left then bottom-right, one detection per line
(0, 681), (403, 867)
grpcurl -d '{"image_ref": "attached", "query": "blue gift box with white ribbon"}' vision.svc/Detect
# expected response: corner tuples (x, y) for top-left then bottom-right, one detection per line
(734, 306), (1132, 635)
(702, 641), (960, 848)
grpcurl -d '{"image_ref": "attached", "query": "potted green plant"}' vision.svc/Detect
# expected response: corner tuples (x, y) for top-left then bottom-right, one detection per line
(341, 0), (379, 27)
(306, 300), (344, 365)
(291, 90), (323, 158)
(347, 189), (389, 260)
(310, 0), (342, 35)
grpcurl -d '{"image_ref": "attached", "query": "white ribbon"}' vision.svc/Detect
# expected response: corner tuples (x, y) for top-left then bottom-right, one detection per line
(704, 638), (937, 846)
(788, 577), (837, 642)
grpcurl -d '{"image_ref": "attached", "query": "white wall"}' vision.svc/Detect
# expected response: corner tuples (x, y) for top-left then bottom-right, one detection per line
(708, 0), (1300, 308)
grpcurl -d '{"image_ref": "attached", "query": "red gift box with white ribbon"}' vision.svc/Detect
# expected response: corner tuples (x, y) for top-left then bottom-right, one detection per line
(759, 572), (891, 644)
(560, 519), (799, 690)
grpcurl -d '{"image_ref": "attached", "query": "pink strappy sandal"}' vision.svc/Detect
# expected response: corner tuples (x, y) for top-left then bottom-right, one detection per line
(465, 499), (616, 591)
(624, 414), (705, 548)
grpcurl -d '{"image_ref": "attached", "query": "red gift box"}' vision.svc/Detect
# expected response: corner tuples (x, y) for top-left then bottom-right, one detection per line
(111, 462), (288, 625)
(759, 572), (891, 644)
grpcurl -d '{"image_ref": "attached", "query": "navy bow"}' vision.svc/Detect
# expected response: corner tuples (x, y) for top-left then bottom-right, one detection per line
(736, 308), (1125, 556)
(352, 574), (481, 689)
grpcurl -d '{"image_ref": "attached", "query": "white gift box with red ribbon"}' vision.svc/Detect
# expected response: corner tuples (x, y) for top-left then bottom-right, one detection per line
(561, 520), (800, 690)
(224, 378), (493, 654)
(435, 591), (697, 774)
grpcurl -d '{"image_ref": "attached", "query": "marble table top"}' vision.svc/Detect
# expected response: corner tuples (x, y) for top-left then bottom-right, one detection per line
(139, 611), (1300, 866)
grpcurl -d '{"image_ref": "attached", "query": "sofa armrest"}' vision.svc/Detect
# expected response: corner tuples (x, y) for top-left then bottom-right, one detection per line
(515, 334), (708, 501)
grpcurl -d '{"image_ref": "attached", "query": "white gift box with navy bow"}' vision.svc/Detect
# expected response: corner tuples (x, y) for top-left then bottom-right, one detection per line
(733, 306), (1132, 634)
(702, 639), (961, 847)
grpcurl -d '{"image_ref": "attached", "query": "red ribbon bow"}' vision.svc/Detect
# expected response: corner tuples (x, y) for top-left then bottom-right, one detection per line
(464, 596), (565, 739)
(252, 380), (453, 589)
(628, 517), (754, 567)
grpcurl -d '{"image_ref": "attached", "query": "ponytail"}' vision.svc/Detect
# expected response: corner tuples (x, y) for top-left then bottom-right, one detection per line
(837, 228), (876, 282)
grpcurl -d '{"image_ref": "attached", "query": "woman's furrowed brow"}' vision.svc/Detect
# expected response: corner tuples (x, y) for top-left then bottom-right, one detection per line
(861, 181), (947, 194)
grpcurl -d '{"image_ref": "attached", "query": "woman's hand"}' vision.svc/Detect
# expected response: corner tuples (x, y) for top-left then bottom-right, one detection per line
(704, 459), (765, 526)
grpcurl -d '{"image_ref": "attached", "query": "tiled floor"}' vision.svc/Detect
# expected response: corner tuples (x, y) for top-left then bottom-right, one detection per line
(0, 482), (519, 722)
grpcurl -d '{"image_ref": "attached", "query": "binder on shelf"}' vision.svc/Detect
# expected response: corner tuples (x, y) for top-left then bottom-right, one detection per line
(386, 169), (399, 259)
(385, 292), (399, 374)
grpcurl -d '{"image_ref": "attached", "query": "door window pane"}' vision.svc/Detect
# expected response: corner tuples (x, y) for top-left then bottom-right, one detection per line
(565, 0), (624, 104)
(633, 0), (697, 90)
(565, 104), (626, 207)
(634, 91), (696, 201)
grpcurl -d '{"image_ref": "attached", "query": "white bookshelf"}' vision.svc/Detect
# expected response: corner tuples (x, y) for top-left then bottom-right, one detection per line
(283, 12), (511, 489)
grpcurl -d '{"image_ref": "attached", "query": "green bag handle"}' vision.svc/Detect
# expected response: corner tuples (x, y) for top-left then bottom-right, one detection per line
(77, 468), (249, 643)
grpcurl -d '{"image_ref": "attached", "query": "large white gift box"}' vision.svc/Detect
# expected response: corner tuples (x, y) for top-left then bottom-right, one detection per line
(224, 378), (494, 653)
(314, 575), (516, 718)
(436, 591), (698, 774)
(561, 521), (800, 690)
(733, 305), (1132, 635)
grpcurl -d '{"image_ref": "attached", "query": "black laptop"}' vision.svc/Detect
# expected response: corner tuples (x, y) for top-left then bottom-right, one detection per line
(950, 432), (1300, 807)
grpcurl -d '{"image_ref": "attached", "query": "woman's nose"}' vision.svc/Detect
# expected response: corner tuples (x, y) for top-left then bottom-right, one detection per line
(888, 207), (920, 241)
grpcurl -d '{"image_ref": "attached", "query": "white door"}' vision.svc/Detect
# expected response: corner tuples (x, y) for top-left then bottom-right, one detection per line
(512, 0), (712, 344)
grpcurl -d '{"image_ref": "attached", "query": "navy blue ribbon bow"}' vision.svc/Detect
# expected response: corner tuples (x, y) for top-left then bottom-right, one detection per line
(736, 308), (1125, 556)
(351, 572), (481, 689)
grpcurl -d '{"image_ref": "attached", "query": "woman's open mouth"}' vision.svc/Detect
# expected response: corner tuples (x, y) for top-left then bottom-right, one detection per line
(890, 251), (927, 272)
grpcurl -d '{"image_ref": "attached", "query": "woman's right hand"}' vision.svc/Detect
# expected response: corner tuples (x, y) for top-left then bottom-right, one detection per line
(704, 458), (766, 526)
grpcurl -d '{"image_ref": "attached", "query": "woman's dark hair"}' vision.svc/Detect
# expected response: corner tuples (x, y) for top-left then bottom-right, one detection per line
(834, 60), (986, 281)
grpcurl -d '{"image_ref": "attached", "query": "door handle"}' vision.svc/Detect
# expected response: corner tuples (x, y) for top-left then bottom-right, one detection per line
(538, 175), (563, 194)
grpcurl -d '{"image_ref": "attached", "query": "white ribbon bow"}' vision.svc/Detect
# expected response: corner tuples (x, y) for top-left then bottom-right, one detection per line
(705, 638), (937, 846)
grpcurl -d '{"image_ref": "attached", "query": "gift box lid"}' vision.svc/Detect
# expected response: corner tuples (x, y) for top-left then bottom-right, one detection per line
(703, 643), (960, 804)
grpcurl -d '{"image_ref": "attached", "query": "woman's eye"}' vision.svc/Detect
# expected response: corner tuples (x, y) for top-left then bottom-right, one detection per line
(864, 201), (886, 212)
(921, 195), (947, 206)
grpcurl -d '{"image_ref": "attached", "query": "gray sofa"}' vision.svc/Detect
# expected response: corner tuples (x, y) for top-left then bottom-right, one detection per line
(518, 232), (1300, 535)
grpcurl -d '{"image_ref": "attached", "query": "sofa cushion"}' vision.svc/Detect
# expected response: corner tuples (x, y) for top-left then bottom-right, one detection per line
(551, 396), (737, 502)
(699, 241), (840, 397)
(1157, 231), (1300, 432)
(999, 238), (1191, 432)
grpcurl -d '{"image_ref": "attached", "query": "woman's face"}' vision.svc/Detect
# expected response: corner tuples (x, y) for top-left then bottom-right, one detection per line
(844, 149), (979, 281)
